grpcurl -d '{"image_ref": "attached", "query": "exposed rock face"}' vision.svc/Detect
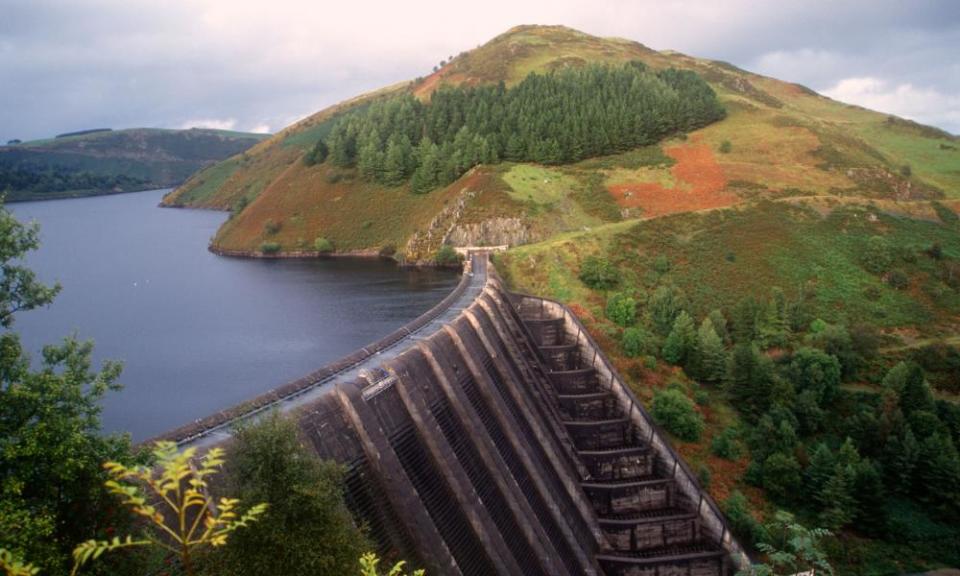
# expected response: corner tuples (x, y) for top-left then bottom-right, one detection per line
(445, 217), (529, 248)
(403, 191), (472, 263)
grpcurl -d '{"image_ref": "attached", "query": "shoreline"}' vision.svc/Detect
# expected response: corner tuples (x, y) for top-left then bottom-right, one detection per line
(207, 245), (463, 269)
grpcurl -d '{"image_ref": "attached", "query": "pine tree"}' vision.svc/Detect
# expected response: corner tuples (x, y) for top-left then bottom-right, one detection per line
(663, 311), (697, 367)
(732, 296), (760, 344)
(818, 468), (857, 530)
(853, 459), (887, 536)
(758, 287), (790, 348)
(697, 317), (726, 382)
(726, 344), (775, 421)
(806, 443), (836, 501)
(915, 432), (960, 511)
(650, 284), (686, 336)
(883, 427), (919, 495)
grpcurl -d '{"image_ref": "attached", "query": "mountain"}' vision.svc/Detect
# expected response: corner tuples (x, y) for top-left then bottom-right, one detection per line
(0, 127), (268, 201)
(161, 25), (960, 571)
(163, 24), (958, 263)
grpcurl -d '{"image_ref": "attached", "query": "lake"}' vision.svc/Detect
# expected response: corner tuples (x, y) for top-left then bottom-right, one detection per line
(10, 190), (459, 440)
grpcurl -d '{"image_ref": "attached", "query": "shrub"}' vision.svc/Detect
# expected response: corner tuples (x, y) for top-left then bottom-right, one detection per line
(697, 464), (712, 489)
(886, 269), (909, 289)
(932, 201), (959, 226)
(653, 254), (671, 274)
(762, 452), (802, 502)
(719, 140), (732, 153)
(313, 237), (334, 253)
(863, 235), (893, 274)
(579, 256), (620, 289)
(605, 292), (637, 327)
(264, 219), (281, 235)
(724, 490), (766, 545)
(216, 413), (370, 576)
(379, 244), (397, 258)
(325, 171), (344, 184)
(711, 427), (742, 460)
(621, 326), (654, 358)
(662, 311), (696, 366)
(259, 242), (281, 254)
(900, 163), (912, 177)
(303, 139), (328, 166)
(435, 244), (462, 267)
(651, 388), (704, 442)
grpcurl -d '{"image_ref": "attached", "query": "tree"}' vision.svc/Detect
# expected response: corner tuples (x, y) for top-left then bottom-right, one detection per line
(817, 466), (856, 530)
(0, 202), (136, 575)
(737, 511), (833, 576)
(434, 245), (462, 267)
(649, 284), (685, 335)
(697, 317), (727, 382)
(726, 344), (775, 421)
(88, 443), (267, 576)
(304, 139), (329, 166)
(0, 205), (59, 327)
(731, 296), (760, 344)
(863, 235), (893, 274)
(662, 311), (696, 367)
(605, 292), (636, 327)
(724, 491), (765, 546)
(578, 256), (619, 290)
(211, 413), (370, 576)
(621, 326), (654, 358)
(786, 348), (841, 407)
(915, 432), (960, 512)
(805, 443), (836, 500)
(711, 427), (741, 460)
(314, 237), (334, 253)
(762, 453), (802, 503)
(758, 288), (789, 349)
(883, 362), (935, 417)
(651, 387), (704, 441)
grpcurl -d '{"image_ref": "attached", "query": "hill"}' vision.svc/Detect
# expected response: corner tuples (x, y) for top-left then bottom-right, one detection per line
(0, 127), (268, 201)
(163, 25), (960, 572)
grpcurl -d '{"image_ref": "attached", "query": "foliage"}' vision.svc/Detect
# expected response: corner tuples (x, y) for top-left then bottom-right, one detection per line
(648, 284), (686, 336)
(258, 242), (280, 254)
(862, 235), (893, 274)
(578, 256), (620, 290)
(696, 317), (727, 381)
(314, 237), (335, 253)
(711, 427), (742, 460)
(725, 344), (775, 422)
(434, 244), (462, 267)
(0, 205), (60, 327)
(662, 311), (696, 366)
(605, 292), (636, 327)
(737, 511), (833, 576)
(210, 412), (370, 576)
(358, 552), (424, 576)
(0, 201), (137, 576)
(651, 387), (704, 441)
(263, 219), (281, 235)
(761, 453), (802, 503)
(724, 491), (764, 546)
(621, 326), (655, 358)
(304, 139), (329, 166)
(93, 442), (267, 576)
(0, 549), (39, 576)
(327, 62), (724, 190)
(719, 140), (732, 153)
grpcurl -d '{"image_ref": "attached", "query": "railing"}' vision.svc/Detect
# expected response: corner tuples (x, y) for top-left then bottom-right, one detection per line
(146, 254), (482, 447)
(511, 292), (751, 571)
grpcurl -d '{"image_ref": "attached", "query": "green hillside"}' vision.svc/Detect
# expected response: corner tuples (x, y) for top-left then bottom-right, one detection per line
(161, 25), (960, 572)
(0, 128), (268, 201)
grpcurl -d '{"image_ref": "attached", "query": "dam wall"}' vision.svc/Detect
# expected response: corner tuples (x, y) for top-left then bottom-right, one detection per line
(170, 255), (747, 575)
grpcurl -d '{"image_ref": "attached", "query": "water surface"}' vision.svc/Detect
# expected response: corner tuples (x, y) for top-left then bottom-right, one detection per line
(11, 190), (458, 440)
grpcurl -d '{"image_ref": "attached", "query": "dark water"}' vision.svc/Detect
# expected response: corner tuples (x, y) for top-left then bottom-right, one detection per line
(10, 190), (458, 440)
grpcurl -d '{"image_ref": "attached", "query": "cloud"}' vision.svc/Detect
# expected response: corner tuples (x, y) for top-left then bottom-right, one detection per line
(823, 77), (960, 133)
(1, 0), (958, 141)
(249, 124), (271, 134)
(178, 118), (237, 131)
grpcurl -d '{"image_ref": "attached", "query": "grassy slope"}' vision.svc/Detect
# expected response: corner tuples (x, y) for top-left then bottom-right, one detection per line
(1, 128), (267, 199)
(164, 25), (958, 262)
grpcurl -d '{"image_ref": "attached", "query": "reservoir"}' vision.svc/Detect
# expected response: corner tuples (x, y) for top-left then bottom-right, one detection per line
(10, 190), (459, 440)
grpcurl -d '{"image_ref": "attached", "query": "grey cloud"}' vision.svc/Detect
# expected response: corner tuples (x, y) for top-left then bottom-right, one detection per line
(2, 0), (958, 142)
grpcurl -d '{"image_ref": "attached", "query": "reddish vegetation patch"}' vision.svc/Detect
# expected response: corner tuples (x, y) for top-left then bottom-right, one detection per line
(608, 136), (739, 218)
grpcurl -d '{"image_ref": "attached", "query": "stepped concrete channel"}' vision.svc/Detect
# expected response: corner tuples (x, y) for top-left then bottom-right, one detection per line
(163, 252), (749, 575)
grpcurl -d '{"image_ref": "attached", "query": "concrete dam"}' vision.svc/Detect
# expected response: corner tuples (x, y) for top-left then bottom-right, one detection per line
(162, 253), (749, 576)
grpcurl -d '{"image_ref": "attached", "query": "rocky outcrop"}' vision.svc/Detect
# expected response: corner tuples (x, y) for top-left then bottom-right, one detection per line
(445, 217), (529, 248)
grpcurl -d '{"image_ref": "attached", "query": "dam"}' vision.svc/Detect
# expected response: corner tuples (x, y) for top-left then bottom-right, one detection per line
(160, 253), (749, 575)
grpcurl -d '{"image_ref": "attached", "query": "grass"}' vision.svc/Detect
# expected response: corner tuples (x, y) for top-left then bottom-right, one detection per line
(502, 164), (574, 205)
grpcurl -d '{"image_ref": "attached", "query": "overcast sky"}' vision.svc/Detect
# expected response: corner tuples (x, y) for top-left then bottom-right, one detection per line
(2, 0), (958, 142)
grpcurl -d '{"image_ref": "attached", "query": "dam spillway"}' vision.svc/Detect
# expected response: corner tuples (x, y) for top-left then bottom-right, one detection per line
(163, 253), (748, 575)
